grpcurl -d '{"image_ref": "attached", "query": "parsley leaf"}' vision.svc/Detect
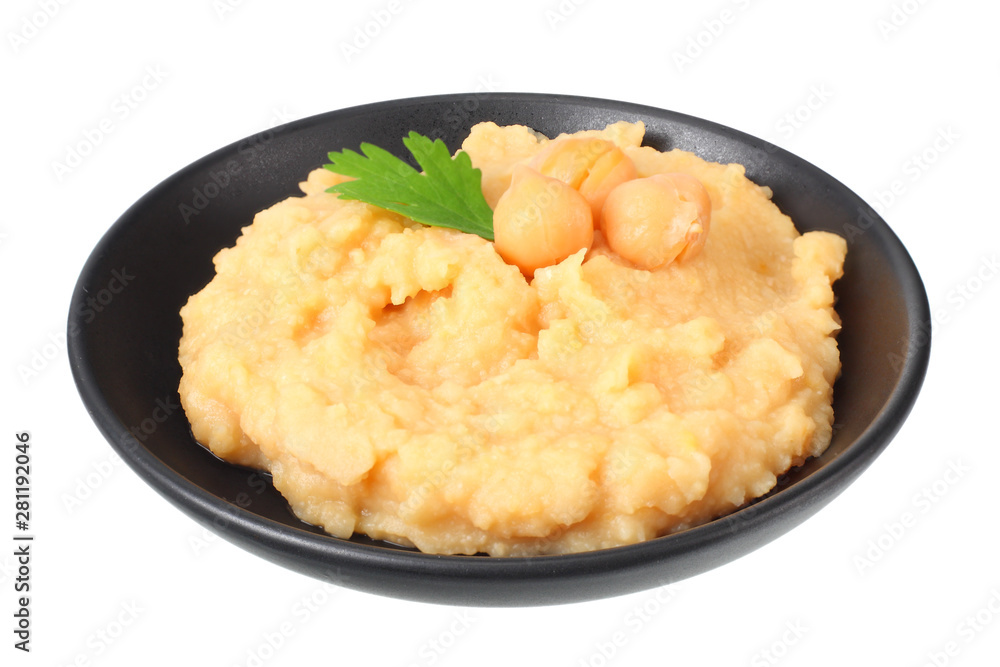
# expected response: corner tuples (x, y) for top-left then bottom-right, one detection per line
(324, 132), (495, 241)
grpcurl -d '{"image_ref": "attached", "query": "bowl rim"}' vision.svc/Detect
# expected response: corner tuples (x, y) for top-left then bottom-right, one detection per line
(68, 92), (931, 604)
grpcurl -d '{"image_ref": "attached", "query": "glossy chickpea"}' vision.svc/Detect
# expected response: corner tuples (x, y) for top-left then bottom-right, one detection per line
(492, 165), (594, 277)
(600, 173), (712, 269)
(530, 138), (637, 225)
(578, 148), (637, 225)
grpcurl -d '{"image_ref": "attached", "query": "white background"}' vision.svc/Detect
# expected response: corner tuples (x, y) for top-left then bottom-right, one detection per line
(3, 0), (998, 665)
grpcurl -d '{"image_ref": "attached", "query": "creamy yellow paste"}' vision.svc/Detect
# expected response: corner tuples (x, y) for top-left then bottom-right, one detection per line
(178, 121), (846, 556)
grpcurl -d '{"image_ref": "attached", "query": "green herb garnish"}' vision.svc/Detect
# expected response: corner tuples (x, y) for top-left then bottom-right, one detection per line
(324, 132), (495, 241)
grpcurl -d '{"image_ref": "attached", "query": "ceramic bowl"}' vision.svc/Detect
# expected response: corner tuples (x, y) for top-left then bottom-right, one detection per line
(68, 93), (930, 606)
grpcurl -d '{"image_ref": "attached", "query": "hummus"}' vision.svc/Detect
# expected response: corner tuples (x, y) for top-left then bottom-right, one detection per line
(178, 121), (846, 556)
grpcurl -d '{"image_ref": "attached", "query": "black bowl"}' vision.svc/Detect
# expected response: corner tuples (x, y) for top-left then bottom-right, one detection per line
(68, 93), (930, 606)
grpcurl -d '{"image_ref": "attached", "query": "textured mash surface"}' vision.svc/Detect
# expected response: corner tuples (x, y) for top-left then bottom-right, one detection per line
(178, 121), (846, 556)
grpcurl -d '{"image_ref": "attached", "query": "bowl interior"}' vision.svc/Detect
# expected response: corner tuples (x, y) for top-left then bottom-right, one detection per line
(68, 93), (929, 605)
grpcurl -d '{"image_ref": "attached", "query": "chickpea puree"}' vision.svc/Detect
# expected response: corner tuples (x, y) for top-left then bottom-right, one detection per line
(178, 121), (846, 556)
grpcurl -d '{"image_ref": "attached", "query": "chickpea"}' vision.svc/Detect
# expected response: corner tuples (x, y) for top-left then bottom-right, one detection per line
(493, 165), (594, 277)
(530, 137), (610, 188)
(530, 138), (637, 225)
(578, 147), (637, 225)
(600, 173), (712, 269)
